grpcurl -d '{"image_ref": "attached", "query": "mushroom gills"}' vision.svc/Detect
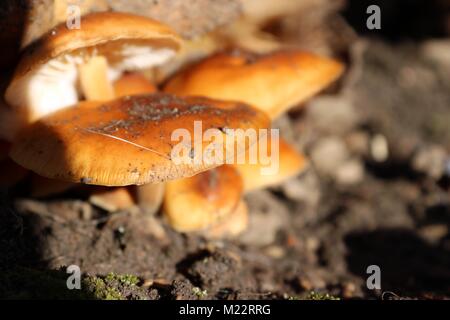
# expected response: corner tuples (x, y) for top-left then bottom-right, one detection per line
(7, 43), (176, 123)
(79, 45), (175, 101)
(12, 56), (82, 122)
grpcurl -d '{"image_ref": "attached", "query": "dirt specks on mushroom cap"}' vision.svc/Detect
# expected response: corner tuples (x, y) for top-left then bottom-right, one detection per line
(10, 93), (270, 186)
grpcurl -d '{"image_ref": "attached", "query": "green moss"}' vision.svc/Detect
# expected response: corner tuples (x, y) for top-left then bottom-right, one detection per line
(84, 273), (144, 300)
(83, 276), (123, 300)
(306, 291), (340, 300)
(105, 272), (140, 286)
(192, 287), (208, 298)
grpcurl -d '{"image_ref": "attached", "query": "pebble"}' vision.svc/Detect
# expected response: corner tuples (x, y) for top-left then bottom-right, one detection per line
(310, 137), (350, 176)
(335, 159), (364, 186)
(306, 96), (359, 135)
(280, 170), (321, 207)
(346, 130), (370, 156)
(370, 134), (389, 162)
(445, 159), (450, 177)
(264, 245), (285, 259)
(240, 190), (290, 246)
(412, 145), (447, 179)
(419, 224), (448, 244)
(342, 282), (357, 298)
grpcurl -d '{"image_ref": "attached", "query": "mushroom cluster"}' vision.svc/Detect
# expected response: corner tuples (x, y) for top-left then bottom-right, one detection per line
(0, 11), (343, 238)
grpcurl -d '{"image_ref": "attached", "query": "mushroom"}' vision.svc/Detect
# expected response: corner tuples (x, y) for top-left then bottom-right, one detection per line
(135, 182), (166, 215)
(233, 137), (308, 192)
(113, 73), (157, 98)
(112, 72), (163, 214)
(164, 49), (344, 119)
(10, 93), (270, 186)
(163, 165), (245, 233)
(3, 12), (182, 141)
(113, 72), (162, 214)
(154, 35), (221, 83)
(19, 0), (110, 49)
(89, 187), (135, 213)
(203, 199), (249, 239)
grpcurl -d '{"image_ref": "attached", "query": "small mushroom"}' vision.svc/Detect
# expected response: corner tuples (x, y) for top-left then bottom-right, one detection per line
(203, 199), (249, 239)
(135, 183), (166, 216)
(164, 49), (344, 119)
(233, 138), (308, 192)
(10, 93), (270, 186)
(163, 165), (243, 233)
(113, 73), (157, 98)
(3, 12), (182, 140)
(89, 187), (135, 212)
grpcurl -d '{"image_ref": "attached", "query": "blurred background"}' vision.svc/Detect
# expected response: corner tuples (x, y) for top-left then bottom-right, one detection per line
(0, 0), (449, 299)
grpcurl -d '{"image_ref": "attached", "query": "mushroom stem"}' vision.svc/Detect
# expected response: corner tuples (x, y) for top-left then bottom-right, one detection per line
(113, 73), (157, 98)
(79, 56), (115, 101)
(89, 187), (135, 212)
(136, 183), (165, 215)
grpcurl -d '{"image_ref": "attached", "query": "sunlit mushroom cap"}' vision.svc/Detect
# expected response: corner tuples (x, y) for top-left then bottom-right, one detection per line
(164, 49), (344, 119)
(4, 12), (182, 138)
(233, 138), (308, 192)
(10, 93), (270, 186)
(163, 165), (243, 232)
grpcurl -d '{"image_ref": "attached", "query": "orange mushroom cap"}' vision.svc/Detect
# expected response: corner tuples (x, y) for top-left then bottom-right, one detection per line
(233, 138), (308, 192)
(164, 49), (344, 119)
(4, 12), (182, 139)
(163, 165), (243, 232)
(10, 93), (270, 186)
